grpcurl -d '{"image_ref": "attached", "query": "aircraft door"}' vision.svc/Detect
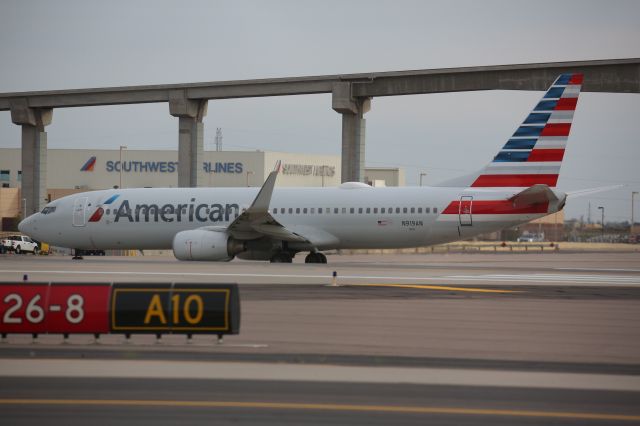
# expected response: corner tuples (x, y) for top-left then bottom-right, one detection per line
(72, 197), (89, 227)
(459, 195), (473, 226)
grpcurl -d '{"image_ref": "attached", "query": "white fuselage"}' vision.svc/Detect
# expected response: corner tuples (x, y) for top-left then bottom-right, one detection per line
(19, 184), (557, 251)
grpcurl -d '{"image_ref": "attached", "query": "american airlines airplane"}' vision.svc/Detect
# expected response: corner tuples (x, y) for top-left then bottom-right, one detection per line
(19, 73), (598, 263)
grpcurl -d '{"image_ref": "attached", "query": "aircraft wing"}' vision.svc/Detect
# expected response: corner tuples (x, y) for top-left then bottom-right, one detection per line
(566, 184), (624, 198)
(225, 161), (309, 243)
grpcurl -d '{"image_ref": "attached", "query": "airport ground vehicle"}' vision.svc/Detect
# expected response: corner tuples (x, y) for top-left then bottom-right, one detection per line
(1, 235), (39, 254)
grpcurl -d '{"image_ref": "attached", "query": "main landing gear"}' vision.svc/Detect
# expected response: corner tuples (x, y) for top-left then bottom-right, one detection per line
(270, 252), (293, 263)
(304, 252), (327, 264)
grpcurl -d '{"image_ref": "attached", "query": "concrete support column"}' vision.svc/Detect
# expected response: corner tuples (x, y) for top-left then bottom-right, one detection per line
(332, 83), (371, 183)
(169, 91), (208, 187)
(10, 99), (52, 216)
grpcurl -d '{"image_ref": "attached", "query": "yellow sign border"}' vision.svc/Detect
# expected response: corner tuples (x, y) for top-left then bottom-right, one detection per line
(110, 288), (230, 332)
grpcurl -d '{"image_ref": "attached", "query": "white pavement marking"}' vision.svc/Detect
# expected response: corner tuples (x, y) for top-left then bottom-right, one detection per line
(446, 274), (640, 285)
(1, 270), (639, 286)
(555, 268), (640, 273)
(1, 359), (639, 392)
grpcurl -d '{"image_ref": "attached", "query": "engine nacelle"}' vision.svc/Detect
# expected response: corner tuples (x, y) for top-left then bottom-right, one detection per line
(172, 230), (243, 261)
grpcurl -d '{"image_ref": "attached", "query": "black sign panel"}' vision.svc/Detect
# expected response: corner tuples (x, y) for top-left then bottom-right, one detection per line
(110, 283), (239, 334)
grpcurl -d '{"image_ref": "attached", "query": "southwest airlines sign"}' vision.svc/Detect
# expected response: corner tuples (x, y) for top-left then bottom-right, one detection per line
(80, 157), (244, 174)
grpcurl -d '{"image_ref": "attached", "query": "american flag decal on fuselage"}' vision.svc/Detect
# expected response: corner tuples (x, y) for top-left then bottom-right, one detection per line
(471, 73), (582, 188)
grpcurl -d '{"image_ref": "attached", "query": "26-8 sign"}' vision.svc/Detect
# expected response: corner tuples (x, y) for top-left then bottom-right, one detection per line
(0, 283), (111, 335)
(110, 283), (239, 334)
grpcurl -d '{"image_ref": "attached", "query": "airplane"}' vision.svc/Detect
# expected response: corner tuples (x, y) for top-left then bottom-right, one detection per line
(19, 73), (598, 263)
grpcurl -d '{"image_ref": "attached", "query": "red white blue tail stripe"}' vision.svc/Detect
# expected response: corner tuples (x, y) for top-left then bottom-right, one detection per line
(471, 73), (582, 188)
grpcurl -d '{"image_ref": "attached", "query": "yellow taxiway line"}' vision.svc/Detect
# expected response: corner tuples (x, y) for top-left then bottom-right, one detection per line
(350, 283), (521, 293)
(0, 399), (637, 421)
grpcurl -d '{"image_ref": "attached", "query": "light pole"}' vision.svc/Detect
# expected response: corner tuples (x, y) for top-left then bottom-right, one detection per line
(598, 206), (605, 238)
(632, 191), (639, 234)
(419, 172), (427, 187)
(246, 171), (254, 187)
(119, 145), (128, 188)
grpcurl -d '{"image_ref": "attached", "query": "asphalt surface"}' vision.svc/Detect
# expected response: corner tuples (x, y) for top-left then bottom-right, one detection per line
(2, 377), (639, 425)
(1, 252), (639, 425)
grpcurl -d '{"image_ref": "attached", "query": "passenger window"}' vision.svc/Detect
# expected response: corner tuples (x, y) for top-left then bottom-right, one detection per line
(426, 207), (430, 213)
(342, 208), (346, 214)
(433, 207), (438, 214)
(373, 208), (378, 214)
(326, 208), (330, 214)
(403, 207), (408, 213)
(311, 208), (315, 214)
(106, 209), (111, 215)
(289, 208), (293, 214)
(318, 208), (323, 214)
(358, 207), (363, 214)
(410, 207), (415, 213)
(303, 208), (308, 214)
(334, 208), (339, 214)
(395, 207), (400, 214)
(418, 208), (422, 213)
(366, 208), (371, 214)
(296, 208), (301, 214)
(381, 208), (386, 214)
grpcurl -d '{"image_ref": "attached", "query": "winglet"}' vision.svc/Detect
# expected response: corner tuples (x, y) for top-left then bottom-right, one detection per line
(247, 161), (281, 212)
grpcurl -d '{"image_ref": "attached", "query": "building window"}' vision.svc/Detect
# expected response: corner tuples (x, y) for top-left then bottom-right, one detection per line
(17, 171), (22, 181)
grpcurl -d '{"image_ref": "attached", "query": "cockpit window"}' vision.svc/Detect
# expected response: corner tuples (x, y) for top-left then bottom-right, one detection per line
(41, 206), (57, 214)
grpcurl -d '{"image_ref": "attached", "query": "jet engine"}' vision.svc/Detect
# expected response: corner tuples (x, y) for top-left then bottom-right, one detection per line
(172, 230), (244, 261)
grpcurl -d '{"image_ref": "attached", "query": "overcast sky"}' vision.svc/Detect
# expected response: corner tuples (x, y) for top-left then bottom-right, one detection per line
(1, 0), (639, 222)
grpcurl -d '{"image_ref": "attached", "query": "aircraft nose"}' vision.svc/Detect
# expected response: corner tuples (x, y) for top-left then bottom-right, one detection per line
(18, 216), (32, 234)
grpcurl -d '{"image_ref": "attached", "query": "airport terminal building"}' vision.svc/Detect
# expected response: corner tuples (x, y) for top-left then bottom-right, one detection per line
(0, 148), (403, 229)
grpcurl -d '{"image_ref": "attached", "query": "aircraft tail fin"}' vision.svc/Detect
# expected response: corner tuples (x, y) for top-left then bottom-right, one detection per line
(439, 73), (583, 188)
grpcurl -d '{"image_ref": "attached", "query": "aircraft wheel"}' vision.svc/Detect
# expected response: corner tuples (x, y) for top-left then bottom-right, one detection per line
(305, 252), (327, 264)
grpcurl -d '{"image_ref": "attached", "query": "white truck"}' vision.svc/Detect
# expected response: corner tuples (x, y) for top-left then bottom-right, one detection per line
(1, 235), (39, 254)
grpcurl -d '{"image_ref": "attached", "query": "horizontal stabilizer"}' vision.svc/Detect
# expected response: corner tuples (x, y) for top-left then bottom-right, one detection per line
(508, 184), (559, 208)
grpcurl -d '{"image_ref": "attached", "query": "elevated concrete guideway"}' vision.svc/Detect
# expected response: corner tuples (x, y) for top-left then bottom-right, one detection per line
(2, 58), (639, 215)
